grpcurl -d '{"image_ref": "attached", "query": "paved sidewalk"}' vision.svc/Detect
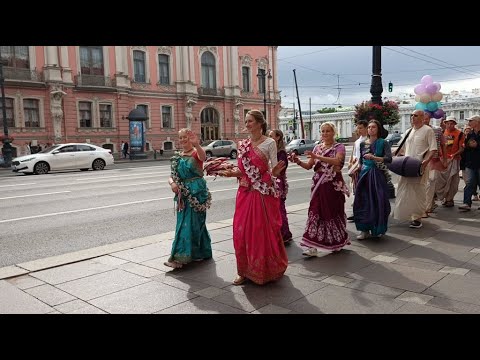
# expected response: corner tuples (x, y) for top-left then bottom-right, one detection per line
(1, 192), (479, 314)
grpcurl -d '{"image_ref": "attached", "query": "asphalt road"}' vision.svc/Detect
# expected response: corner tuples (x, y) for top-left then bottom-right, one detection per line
(1, 152), (357, 267)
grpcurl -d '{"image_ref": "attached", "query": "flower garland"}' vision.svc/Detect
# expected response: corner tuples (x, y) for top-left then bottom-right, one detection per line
(238, 139), (279, 197)
(170, 154), (212, 212)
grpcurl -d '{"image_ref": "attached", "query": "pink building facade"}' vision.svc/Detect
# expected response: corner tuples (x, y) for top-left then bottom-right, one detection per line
(0, 46), (281, 157)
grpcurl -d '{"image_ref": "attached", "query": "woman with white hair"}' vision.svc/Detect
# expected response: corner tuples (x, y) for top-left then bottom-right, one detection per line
(290, 122), (350, 255)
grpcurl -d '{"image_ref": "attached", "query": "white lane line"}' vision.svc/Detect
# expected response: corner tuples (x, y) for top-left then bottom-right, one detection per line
(0, 187), (239, 223)
(0, 191), (71, 200)
(0, 183), (37, 188)
(77, 171), (164, 180)
(114, 181), (161, 187)
(288, 178), (315, 182)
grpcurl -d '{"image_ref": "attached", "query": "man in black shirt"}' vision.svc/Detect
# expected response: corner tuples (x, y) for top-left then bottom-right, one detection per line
(459, 116), (480, 211)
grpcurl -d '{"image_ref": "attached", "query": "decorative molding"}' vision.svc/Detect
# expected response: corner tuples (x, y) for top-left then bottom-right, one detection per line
(131, 46), (147, 52)
(155, 84), (177, 93)
(199, 46), (218, 56)
(157, 46), (173, 55)
(255, 57), (269, 70)
(240, 54), (253, 67)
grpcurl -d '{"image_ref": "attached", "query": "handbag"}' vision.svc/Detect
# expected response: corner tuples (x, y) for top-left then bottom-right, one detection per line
(386, 128), (423, 177)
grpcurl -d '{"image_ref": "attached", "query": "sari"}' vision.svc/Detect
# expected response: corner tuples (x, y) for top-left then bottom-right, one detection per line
(301, 143), (350, 251)
(353, 138), (392, 237)
(167, 151), (212, 264)
(277, 149), (292, 242)
(233, 139), (288, 285)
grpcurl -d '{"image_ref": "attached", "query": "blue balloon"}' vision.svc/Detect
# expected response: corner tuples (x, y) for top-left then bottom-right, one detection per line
(415, 102), (427, 110)
(426, 101), (438, 112)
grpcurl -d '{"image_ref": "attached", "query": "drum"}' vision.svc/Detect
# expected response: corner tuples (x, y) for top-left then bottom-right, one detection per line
(387, 156), (423, 177)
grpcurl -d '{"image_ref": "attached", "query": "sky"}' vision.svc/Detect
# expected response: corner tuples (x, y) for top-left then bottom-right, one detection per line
(277, 46), (480, 111)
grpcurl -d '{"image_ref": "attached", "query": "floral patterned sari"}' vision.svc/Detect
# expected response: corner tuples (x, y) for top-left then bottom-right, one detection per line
(233, 139), (288, 285)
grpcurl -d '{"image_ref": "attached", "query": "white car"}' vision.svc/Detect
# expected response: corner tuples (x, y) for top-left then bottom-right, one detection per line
(11, 143), (114, 175)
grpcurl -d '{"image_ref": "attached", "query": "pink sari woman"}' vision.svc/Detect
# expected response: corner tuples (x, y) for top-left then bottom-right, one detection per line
(221, 110), (288, 285)
(233, 138), (288, 285)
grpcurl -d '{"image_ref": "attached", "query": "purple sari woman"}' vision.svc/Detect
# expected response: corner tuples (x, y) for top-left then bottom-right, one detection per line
(290, 122), (350, 256)
(269, 129), (292, 243)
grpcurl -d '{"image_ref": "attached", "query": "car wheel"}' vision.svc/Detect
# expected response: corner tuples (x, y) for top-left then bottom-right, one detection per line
(34, 161), (49, 175)
(206, 151), (213, 158)
(92, 159), (105, 170)
(230, 150), (237, 159)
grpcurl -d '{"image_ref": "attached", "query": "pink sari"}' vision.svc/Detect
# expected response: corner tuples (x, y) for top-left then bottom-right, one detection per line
(233, 139), (288, 285)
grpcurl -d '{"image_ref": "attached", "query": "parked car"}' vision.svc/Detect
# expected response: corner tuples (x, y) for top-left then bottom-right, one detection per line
(201, 140), (237, 159)
(11, 143), (114, 175)
(285, 139), (316, 155)
(385, 132), (402, 146)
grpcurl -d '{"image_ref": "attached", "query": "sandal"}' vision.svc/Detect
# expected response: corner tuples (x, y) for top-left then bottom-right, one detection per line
(233, 275), (247, 285)
(164, 261), (183, 269)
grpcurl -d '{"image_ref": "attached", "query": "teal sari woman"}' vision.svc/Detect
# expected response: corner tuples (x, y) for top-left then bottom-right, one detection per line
(165, 129), (212, 269)
(353, 121), (392, 239)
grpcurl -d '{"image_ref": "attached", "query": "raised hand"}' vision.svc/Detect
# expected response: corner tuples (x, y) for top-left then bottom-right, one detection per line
(304, 150), (316, 159)
(187, 130), (200, 147)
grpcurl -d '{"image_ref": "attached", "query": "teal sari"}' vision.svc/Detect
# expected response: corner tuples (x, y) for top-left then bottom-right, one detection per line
(168, 152), (212, 264)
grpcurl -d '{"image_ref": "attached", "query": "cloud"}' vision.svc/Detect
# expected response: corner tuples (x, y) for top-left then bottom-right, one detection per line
(278, 46), (480, 110)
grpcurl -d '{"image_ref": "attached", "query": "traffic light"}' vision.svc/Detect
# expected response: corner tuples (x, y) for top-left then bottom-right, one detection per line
(388, 82), (393, 92)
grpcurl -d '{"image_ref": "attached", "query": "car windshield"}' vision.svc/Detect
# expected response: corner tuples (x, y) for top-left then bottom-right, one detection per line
(386, 134), (394, 139)
(39, 145), (61, 154)
(287, 140), (301, 146)
(201, 141), (215, 146)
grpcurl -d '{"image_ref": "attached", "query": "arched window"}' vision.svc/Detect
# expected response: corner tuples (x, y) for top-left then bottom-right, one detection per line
(200, 107), (219, 141)
(201, 51), (216, 89)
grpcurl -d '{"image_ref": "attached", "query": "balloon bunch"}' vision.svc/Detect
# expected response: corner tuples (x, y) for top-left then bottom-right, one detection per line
(414, 75), (445, 119)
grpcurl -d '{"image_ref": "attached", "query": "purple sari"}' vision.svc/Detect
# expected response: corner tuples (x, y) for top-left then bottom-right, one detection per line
(301, 143), (350, 251)
(277, 149), (292, 242)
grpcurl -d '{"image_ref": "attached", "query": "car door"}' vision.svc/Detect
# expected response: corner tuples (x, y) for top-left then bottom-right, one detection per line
(76, 144), (96, 168)
(50, 145), (77, 170)
(212, 141), (222, 157)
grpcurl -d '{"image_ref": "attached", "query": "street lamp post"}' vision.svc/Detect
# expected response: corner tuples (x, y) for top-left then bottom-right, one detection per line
(257, 69), (272, 123)
(0, 47), (13, 168)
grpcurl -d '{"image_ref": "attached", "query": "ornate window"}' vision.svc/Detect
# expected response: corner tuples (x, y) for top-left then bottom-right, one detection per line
(242, 66), (250, 92)
(258, 68), (266, 94)
(201, 51), (216, 89)
(79, 46), (104, 75)
(201, 107), (220, 141)
(158, 54), (170, 85)
(79, 101), (93, 128)
(162, 105), (173, 129)
(99, 104), (112, 128)
(133, 50), (146, 82)
(0, 98), (15, 127)
(23, 99), (40, 128)
(0, 46), (29, 69)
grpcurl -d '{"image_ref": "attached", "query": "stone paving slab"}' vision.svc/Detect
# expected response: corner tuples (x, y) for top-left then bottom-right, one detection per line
(25, 284), (77, 306)
(392, 302), (458, 314)
(343, 279), (404, 298)
(352, 262), (447, 293)
(30, 260), (115, 285)
(286, 285), (405, 314)
(156, 295), (247, 314)
(0, 265), (29, 280)
(396, 291), (433, 305)
(111, 242), (172, 263)
(0, 280), (53, 314)
(56, 269), (150, 301)
(89, 281), (197, 314)
(424, 273), (480, 306)
(426, 296), (480, 314)
(6, 274), (45, 290)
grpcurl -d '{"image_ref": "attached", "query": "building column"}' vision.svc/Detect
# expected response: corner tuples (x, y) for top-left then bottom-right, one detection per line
(230, 46), (240, 97)
(60, 46), (73, 84)
(114, 46), (130, 87)
(44, 46), (62, 82)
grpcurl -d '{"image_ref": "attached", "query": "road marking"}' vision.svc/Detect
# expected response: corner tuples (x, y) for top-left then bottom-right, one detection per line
(0, 183), (37, 188)
(287, 178), (314, 182)
(77, 171), (165, 180)
(0, 191), (70, 200)
(114, 181), (161, 187)
(0, 187), (239, 223)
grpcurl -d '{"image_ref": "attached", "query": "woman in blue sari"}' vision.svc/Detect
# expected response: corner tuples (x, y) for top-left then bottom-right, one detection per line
(164, 128), (212, 268)
(353, 119), (392, 240)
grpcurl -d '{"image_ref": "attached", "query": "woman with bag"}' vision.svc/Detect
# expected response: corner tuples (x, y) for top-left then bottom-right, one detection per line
(347, 120), (368, 221)
(353, 120), (392, 239)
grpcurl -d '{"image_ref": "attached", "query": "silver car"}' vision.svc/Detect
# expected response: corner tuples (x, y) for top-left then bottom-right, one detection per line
(285, 139), (317, 155)
(201, 140), (238, 159)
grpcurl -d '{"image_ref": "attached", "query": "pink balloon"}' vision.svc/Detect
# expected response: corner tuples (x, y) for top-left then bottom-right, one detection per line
(414, 84), (426, 95)
(421, 75), (433, 85)
(433, 82), (441, 92)
(432, 92), (443, 102)
(426, 83), (437, 95)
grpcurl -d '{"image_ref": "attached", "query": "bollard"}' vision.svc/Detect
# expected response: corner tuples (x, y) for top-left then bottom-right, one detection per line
(154, 150), (157, 159)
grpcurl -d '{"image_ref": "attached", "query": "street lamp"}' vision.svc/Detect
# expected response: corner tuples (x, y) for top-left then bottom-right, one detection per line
(257, 68), (272, 121)
(0, 47), (13, 168)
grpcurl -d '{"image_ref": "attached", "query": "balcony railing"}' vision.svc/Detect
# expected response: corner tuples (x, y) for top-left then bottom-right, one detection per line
(198, 87), (224, 96)
(75, 74), (112, 87)
(3, 67), (43, 82)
